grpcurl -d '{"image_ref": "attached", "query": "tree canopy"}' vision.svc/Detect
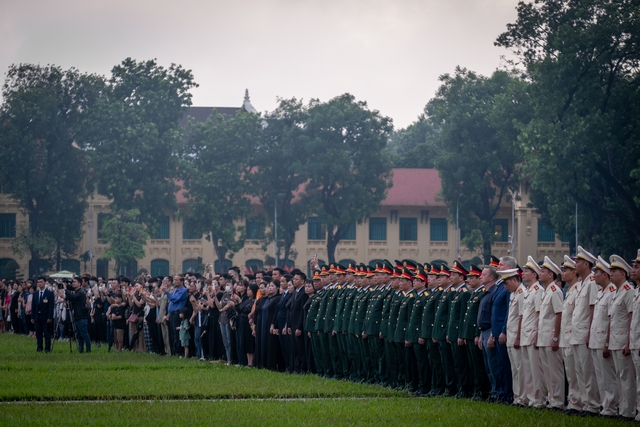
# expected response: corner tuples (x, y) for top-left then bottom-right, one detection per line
(496, 0), (640, 258)
(425, 68), (530, 263)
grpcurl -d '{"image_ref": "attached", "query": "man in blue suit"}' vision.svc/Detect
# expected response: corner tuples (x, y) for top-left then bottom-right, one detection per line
(32, 276), (55, 353)
(492, 256), (516, 403)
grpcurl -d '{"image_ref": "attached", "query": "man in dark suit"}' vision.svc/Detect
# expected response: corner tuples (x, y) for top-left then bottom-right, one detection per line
(275, 269), (292, 372)
(32, 276), (55, 352)
(288, 271), (309, 373)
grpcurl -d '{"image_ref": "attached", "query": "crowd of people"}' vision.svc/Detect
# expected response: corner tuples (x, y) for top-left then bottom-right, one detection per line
(1, 248), (640, 421)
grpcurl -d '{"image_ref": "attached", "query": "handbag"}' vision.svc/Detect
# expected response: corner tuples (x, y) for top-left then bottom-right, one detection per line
(127, 313), (138, 323)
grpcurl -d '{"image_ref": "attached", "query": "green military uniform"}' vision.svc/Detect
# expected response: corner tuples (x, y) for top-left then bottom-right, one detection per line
(432, 280), (457, 396)
(460, 284), (490, 399)
(447, 284), (472, 397)
(394, 287), (417, 391)
(314, 281), (334, 377)
(386, 286), (404, 388)
(323, 281), (342, 378)
(333, 282), (351, 377)
(420, 284), (444, 395)
(364, 283), (390, 384)
(306, 288), (324, 375)
(354, 283), (373, 381)
(407, 286), (430, 395)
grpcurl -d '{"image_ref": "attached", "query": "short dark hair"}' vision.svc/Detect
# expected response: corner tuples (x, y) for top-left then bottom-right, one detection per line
(295, 272), (307, 281)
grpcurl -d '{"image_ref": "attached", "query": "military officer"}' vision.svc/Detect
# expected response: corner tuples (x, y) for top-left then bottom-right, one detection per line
(605, 255), (636, 420)
(629, 250), (640, 422)
(560, 255), (582, 415)
(589, 256), (618, 417)
(394, 268), (417, 391)
(407, 266), (430, 395)
(432, 264), (457, 396)
(520, 256), (545, 408)
(504, 265), (527, 407)
(459, 263), (490, 400)
(448, 260), (472, 398)
(537, 256), (564, 411)
(420, 263), (445, 396)
(571, 246), (600, 416)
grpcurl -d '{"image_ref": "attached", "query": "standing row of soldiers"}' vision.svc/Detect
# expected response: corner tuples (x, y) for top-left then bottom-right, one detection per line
(305, 258), (497, 399)
(304, 248), (640, 421)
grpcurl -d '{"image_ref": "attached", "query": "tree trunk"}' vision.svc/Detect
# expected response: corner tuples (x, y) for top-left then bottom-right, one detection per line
(482, 233), (492, 266)
(326, 230), (338, 264)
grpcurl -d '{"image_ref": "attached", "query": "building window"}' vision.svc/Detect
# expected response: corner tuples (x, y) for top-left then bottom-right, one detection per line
(430, 218), (448, 241)
(399, 218), (417, 241)
(343, 223), (356, 240)
(246, 218), (262, 240)
(153, 216), (170, 240)
(493, 219), (509, 242)
(96, 259), (109, 279)
(307, 217), (326, 240)
(245, 259), (264, 275)
(0, 214), (16, 238)
(538, 223), (555, 242)
(120, 259), (138, 277)
(214, 259), (232, 274)
(0, 258), (18, 280)
(182, 258), (200, 274)
(151, 259), (170, 277)
(182, 223), (200, 240)
(369, 217), (387, 241)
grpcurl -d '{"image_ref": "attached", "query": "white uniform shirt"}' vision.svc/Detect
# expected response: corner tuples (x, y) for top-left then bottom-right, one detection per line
(560, 282), (579, 348)
(520, 282), (544, 347)
(507, 283), (526, 347)
(588, 284), (616, 349)
(627, 286), (640, 350)
(537, 283), (564, 347)
(571, 275), (598, 345)
(607, 281), (634, 351)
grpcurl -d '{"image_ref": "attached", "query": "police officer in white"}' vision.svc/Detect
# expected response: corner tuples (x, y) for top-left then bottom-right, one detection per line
(520, 256), (545, 408)
(537, 256), (564, 411)
(571, 246), (600, 416)
(589, 256), (618, 417)
(504, 266), (527, 407)
(628, 249), (640, 422)
(604, 254), (636, 421)
(559, 255), (581, 415)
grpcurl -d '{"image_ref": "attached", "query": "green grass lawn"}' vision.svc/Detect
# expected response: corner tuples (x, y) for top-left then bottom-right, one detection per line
(0, 333), (630, 426)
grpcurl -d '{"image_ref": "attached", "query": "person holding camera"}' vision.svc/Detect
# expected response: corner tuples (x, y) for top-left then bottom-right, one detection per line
(65, 277), (92, 353)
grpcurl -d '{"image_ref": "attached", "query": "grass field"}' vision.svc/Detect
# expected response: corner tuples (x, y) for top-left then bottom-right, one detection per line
(0, 333), (631, 426)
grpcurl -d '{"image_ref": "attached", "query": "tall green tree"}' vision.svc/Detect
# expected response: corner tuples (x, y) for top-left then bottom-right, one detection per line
(180, 110), (262, 270)
(388, 117), (438, 168)
(0, 64), (103, 273)
(496, 0), (640, 258)
(251, 98), (310, 267)
(302, 94), (394, 264)
(426, 68), (530, 263)
(84, 58), (197, 233)
(100, 209), (149, 276)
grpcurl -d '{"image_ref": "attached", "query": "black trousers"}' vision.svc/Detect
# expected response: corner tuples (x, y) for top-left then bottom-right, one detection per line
(35, 318), (52, 352)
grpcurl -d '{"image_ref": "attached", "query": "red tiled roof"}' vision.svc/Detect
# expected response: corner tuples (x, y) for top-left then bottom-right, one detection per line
(177, 168), (442, 207)
(383, 168), (442, 206)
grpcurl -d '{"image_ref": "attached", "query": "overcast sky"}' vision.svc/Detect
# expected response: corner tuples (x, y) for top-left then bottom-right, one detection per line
(1, 0), (521, 129)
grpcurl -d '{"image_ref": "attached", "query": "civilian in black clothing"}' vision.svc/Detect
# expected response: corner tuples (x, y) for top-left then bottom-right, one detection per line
(109, 294), (126, 352)
(236, 282), (257, 366)
(288, 272), (309, 373)
(65, 277), (91, 353)
(303, 279), (316, 373)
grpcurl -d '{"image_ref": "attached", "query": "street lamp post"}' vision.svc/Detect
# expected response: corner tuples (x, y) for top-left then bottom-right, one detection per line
(456, 193), (463, 261)
(274, 193), (285, 268)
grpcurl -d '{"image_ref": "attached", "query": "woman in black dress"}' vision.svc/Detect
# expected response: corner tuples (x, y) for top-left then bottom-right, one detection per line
(236, 283), (257, 366)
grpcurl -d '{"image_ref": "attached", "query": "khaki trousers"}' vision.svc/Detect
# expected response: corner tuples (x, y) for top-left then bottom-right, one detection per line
(522, 345), (546, 408)
(562, 346), (581, 410)
(631, 350), (640, 421)
(573, 344), (599, 413)
(507, 346), (526, 405)
(612, 350), (637, 418)
(591, 348), (618, 416)
(540, 346), (565, 409)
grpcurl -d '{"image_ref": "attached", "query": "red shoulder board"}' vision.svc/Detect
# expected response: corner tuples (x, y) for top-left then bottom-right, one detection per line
(624, 284), (631, 291)
(589, 275), (595, 281)
(533, 285), (539, 291)
(517, 288), (523, 294)
(609, 286), (616, 293)
(551, 285), (556, 292)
